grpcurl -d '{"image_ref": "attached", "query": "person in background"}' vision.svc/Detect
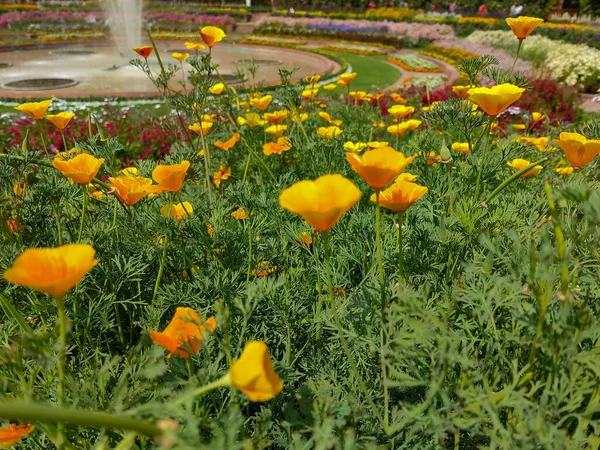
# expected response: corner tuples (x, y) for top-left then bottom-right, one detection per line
(515, 4), (524, 14)
(449, 1), (457, 13)
(433, 2), (440, 12)
(369, 1), (376, 8)
(478, 3), (487, 16)
(510, 2), (517, 16)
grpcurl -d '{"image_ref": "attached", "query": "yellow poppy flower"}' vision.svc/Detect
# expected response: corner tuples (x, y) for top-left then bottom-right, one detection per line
(387, 104), (415, 121)
(149, 160), (190, 193)
(263, 137), (292, 156)
(237, 113), (266, 128)
(228, 341), (283, 402)
(209, 82), (225, 95)
(467, 83), (525, 116)
(231, 207), (248, 220)
(264, 110), (289, 125)
(343, 141), (368, 152)
(507, 158), (543, 177)
(346, 147), (414, 190)
(184, 42), (206, 51)
(318, 111), (342, 126)
(451, 142), (470, 154)
(387, 119), (422, 137)
(200, 26), (226, 47)
(108, 175), (153, 206)
(172, 52), (189, 62)
(188, 121), (213, 137)
(317, 126), (343, 139)
(213, 164), (231, 188)
(323, 83), (338, 91)
(554, 167), (573, 177)
(14, 99), (52, 120)
(451, 85), (475, 99)
(338, 72), (357, 86)
(279, 174), (361, 232)
(265, 124), (287, 138)
(250, 95), (272, 111)
(214, 133), (240, 151)
(46, 111), (74, 130)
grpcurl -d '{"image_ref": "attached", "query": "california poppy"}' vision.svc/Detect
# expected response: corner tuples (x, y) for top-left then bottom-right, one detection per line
(189, 121), (212, 137)
(279, 174), (361, 232)
(369, 180), (428, 213)
(109, 175), (153, 206)
(317, 126), (343, 140)
(467, 84), (525, 116)
(200, 26), (226, 47)
(0, 424), (35, 448)
(172, 52), (189, 62)
(150, 307), (216, 358)
(213, 164), (231, 188)
(3, 244), (97, 297)
(228, 341), (283, 402)
(507, 158), (543, 177)
(53, 153), (105, 185)
(264, 110), (289, 125)
(263, 137), (292, 156)
(552, 132), (600, 168)
(209, 82), (225, 95)
(150, 160), (190, 193)
(132, 46), (153, 59)
(46, 112), (74, 130)
(160, 202), (193, 223)
(250, 95), (272, 111)
(14, 99), (52, 120)
(338, 72), (357, 86)
(387, 105), (414, 121)
(214, 133), (240, 151)
(505, 16), (544, 40)
(346, 147), (414, 190)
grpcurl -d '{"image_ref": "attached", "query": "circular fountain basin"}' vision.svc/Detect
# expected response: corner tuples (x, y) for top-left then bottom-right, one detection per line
(0, 42), (340, 98)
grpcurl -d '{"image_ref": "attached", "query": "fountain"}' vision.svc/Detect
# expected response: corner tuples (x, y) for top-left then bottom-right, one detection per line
(100, 0), (143, 58)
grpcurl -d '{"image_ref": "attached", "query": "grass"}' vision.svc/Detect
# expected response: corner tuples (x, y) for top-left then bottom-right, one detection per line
(330, 52), (402, 92)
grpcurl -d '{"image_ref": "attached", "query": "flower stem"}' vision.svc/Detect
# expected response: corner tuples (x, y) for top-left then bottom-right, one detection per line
(447, 163), (454, 214)
(375, 190), (385, 291)
(186, 359), (194, 380)
(0, 401), (162, 438)
(55, 297), (68, 449)
(474, 117), (494, 201)
(77, 186), (88, 243)
(482, 157), (549, 205)
(151, 195), (172, 306)
(510, 39), (523, 76)
(397, 212), (404, 282)
(36, 121), (48, 154)
(60, 131), (68, 152)
(177, 374), (231, 405)
(544, 182), (569, 299)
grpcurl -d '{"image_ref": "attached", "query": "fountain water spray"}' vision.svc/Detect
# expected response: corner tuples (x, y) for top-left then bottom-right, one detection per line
(101, 0), (143, 59)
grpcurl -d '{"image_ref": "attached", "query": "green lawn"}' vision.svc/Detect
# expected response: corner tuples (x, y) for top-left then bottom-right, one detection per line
(329, 52), (402, 92)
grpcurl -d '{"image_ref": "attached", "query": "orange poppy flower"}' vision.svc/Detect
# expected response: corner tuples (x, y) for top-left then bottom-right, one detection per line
(323, 83), (338, 91)
(160, 202), (193, 223)
(301, 87), (319, 100)
(150, 160), (190, 193)
(507, 158), (543, 177)
(250, 95), (273, 111)
(279, 174), (361, 232)
(3, 244), (97, 297)
(213, 164), (231, 188)
(213, 134), (238, 152)
(451, 85), (474, 99)
(369, 180), (428, 213)
(231, 207), (248, 220)
(53, 153), (104, 185)
(150, 307), (216, 358)
(14, 99), (52, 120)
(389, 93), (407, 104)
(264, 110), (289, 125)
(132, 46), (153, 59)
(108, 175), (153, 206)
(552, 132), (600, 168)
(346, 147), (414, 190)
(46, 111), (74, 130)
(263, 137), (292, 156)
(505, 16), (544, 40)
(0, 424), (34, 448)
(228, 341), (283, 402)
(200, 26), (226, 47)
(305, 74), (321, 84)
(467, 83), (525, 116)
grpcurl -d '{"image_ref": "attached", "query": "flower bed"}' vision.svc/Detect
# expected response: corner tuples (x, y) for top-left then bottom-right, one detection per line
(241, 36), (306, 48)
(419, 44), (479, 68)
(467, 30), (600, 92)
(387, 54), (443, 72)
(324, 43), (388, 56)
(37, 30), (106, 41)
